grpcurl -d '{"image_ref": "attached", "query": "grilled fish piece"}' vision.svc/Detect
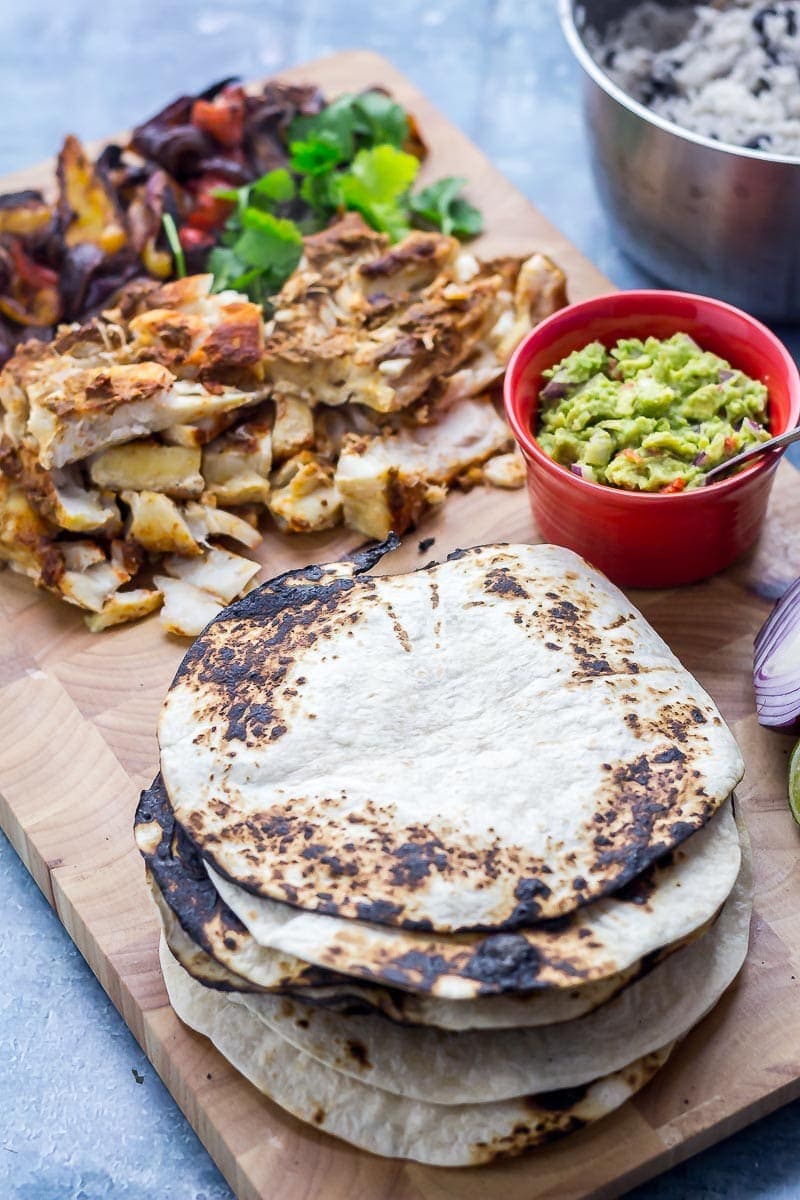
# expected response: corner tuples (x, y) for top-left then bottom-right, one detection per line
(271, 396), (314, 463)
(268, 451), (342, 533)
(262, 216), (566, 418)
(264, 269), (502, 414)
(183, 500), (262, 549)
(0, 273), (267, 469)
(127, 275), (264, 390)
(162, 546), (260, 604)
(0, 474), (62, 585)
(335, 397), (512, 539)
(121, 489), (202, 557)
(479, 449), (526, 489)
(89, 441), (204, 498)
(439, 253), (568, 406)
(154, 575), (223, 638)
(58, 557), (133, 612)
(201, 411), (272, 507)
(0, 438), (121, 534)
(85, 588), (163, 632)
(24, 361), (261, 470)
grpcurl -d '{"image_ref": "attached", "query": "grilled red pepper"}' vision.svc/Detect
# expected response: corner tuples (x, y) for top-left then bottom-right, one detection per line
(0, 239), (61, 325)
(190, 85), (246, 149)
(185, 173), (235, 233)
(178, 225), (215, 251)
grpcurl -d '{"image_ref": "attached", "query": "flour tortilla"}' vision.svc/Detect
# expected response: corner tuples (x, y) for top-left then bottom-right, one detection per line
(144, 765), (740, 997)
(159, 541), (744, 932)
(160, 938), (674, 1166)
(226, 833), (751, 1103)
(136, 786), (341, 993)
(280, 968), (644, 1030)
(146, 867), (336, 993)
(208, 799), (740, 999)
(155, 869), (659, 1029)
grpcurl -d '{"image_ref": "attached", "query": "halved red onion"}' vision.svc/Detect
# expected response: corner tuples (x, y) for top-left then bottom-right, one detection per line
(754, 577), (800, 730)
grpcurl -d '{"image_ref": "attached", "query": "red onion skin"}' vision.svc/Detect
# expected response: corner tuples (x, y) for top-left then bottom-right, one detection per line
(755, 700), (800, 733)
(754, 577), (800, 731)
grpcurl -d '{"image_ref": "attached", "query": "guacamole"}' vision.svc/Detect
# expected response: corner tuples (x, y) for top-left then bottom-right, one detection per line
(536, 333), (770, 492)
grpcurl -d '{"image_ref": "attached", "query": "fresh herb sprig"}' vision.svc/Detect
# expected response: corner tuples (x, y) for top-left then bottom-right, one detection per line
(206, 90), (482, 304)
(162, 213), (187, 278)
(208, 169), (303, 304)
(409, 176), (484, 239)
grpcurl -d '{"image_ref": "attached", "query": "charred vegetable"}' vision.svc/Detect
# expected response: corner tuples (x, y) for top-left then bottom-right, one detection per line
(0, 239), (61, 326)
(0, 78), (483, 362)
(57, 135), (128, 255)
(0, 191), (53, 238)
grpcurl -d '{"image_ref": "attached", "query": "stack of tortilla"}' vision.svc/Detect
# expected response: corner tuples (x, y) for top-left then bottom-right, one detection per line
(135, 540), (752, 1166)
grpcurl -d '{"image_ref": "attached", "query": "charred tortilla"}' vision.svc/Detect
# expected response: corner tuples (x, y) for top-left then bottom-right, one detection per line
(135, 785), (339, 992)
(160, 936), (675, 1167)
(138, 773), (740, 999)
(189, 836), (752, 1103)
(153, 867), (649, 1028)
(159, 541), (744, 932)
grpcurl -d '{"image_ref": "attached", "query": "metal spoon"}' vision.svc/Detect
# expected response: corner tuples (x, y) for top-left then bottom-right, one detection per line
(702, 425), (800, 485)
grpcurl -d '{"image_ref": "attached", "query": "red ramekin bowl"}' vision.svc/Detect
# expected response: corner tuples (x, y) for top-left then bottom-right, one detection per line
(504, 289), (800, 588)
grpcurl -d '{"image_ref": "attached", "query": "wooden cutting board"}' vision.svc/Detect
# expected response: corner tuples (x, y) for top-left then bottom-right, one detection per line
(1, 50), (799, 1200)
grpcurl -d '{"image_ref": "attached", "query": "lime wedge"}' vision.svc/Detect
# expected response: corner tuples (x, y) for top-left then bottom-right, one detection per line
(789, 741), (800, 827)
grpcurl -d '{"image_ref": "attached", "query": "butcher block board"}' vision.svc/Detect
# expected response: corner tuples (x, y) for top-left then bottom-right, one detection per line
(2, 49), (800, 1200)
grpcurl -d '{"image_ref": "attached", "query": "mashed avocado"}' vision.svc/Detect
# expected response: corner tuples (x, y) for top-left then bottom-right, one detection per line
(536, 333), (770, 491)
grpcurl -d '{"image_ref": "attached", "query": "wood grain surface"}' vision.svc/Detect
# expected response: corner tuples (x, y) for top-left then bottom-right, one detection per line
(1, 50), (799, 1200)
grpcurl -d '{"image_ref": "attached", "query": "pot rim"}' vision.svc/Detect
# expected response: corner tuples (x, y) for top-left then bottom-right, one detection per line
(557, 0), (800, 169)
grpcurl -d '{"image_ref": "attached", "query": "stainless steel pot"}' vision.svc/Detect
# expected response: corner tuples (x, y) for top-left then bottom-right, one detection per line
(559, 0), (800, 321)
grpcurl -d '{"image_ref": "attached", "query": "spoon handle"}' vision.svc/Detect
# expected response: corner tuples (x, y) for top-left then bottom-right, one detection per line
(703, 424), (800, 485)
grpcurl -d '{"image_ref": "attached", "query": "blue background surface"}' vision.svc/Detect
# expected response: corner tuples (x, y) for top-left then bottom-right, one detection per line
(1, 2), (799, 1197)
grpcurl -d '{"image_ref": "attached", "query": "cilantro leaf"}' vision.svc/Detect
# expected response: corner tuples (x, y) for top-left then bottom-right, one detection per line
(288, 91), (411, 162)
(445, 197), (483, 238)
(251, 168), (296, 204)
(209, 209), (302, 299)
(234, 209), (303, 276)
(409, 176), (483, 238)
(346, 145), (420, 201)
(337, 145), (419, 239)
(299, 172), (338, 222)
(207, 246), (247, 291)
(351, 92), (409, 148)
(210, 186), (240, 202)
(290, 134), (345, 176)
(289, 94), (360, 160)
(213, 168), (296, 219)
